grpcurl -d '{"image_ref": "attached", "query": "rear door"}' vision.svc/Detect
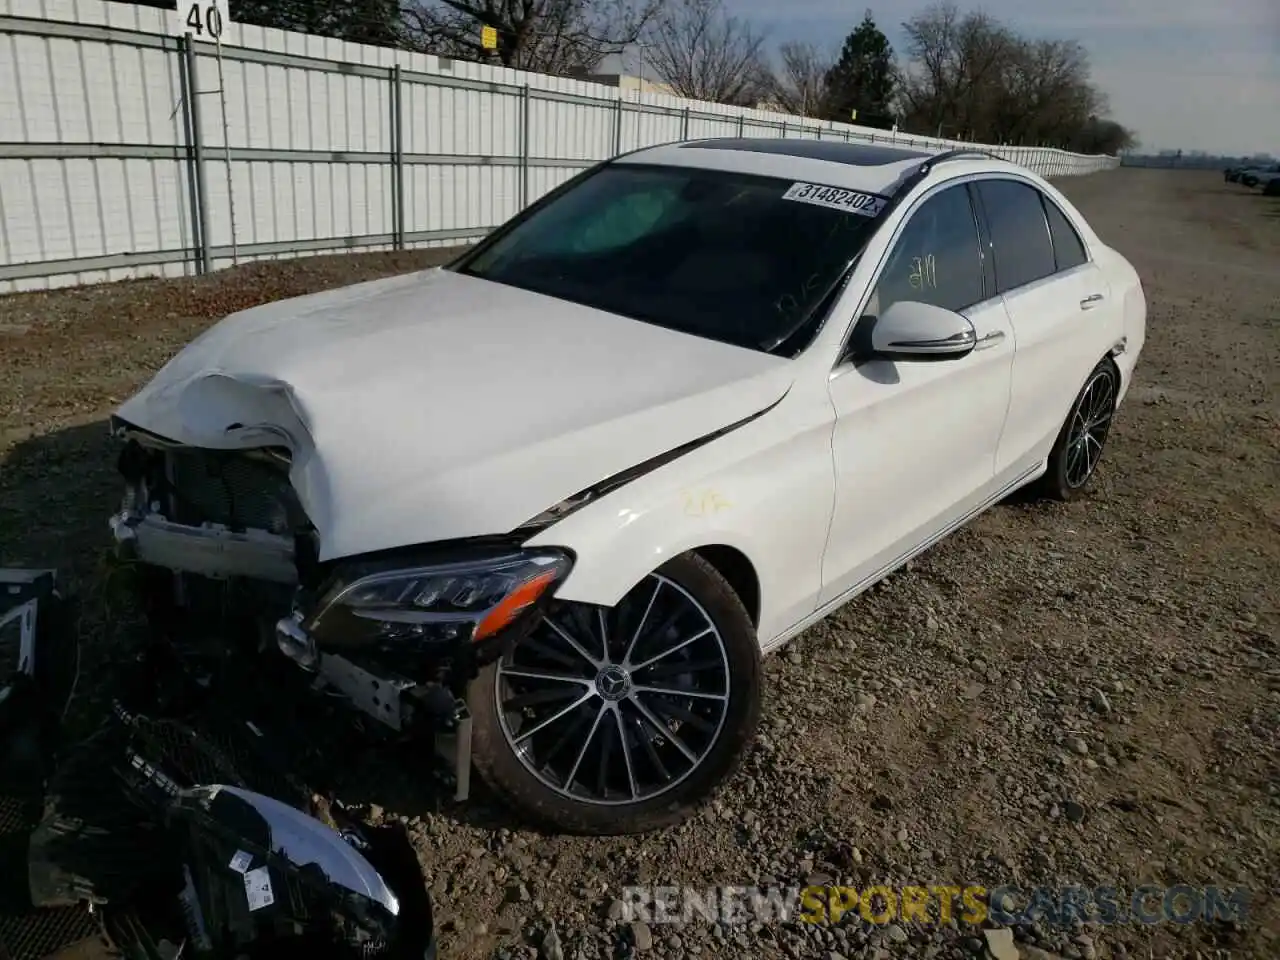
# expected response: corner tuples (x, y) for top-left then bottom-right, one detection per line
(974, 178), (1122, 481)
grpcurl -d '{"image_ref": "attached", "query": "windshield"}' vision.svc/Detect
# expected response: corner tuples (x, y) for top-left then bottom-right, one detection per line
(453, 163), (886, 354)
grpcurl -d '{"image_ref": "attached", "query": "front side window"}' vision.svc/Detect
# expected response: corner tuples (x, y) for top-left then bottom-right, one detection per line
(865, 183), (985, 316)
(455, 164), (885, 354)
(975, 179), (1057, 293)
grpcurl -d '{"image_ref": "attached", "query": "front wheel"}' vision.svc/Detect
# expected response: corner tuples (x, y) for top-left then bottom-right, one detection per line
(1035, 358), (1120, 501)
(470, 553), (762, 835)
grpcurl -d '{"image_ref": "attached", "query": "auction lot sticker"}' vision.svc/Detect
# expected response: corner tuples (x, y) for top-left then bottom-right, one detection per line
(782, 182), (887, 217)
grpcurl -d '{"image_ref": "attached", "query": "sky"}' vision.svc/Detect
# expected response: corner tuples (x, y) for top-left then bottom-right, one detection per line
(636, 0), (1280, 156)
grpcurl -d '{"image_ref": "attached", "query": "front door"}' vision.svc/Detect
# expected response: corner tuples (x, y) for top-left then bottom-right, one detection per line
(820, 181), (1016, 607)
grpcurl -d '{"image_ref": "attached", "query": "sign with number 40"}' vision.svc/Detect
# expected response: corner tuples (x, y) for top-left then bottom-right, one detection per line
(174, 0), (231, 41)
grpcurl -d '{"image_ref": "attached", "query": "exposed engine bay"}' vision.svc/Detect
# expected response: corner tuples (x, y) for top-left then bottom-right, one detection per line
(0, 568), (437, 960)
(107, 420), (576, 804)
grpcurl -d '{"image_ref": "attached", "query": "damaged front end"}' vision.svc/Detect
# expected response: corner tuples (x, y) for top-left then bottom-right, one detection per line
(108, 419), (572, 802)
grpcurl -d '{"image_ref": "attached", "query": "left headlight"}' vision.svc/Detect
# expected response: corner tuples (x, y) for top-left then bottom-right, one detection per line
(306, 549), (572, 650)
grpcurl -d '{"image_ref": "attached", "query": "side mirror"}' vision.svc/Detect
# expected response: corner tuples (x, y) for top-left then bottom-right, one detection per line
(870, 300), (977, 362)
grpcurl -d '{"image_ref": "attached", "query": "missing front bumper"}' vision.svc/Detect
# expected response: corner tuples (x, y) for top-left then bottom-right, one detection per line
(273, 614), (474, 802)
(110, 511), (298, 584)
(109, 503), (481, 805)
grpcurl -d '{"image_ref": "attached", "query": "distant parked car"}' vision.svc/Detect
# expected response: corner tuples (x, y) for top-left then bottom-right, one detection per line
(1260, 173), (1280, 197)
(1224, 166), (1242, 182)
(1240, 164), (1280, 187)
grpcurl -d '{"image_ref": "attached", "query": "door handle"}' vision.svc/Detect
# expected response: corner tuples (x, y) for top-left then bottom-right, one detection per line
(973, 330), (1006, 350)
(1080, 293), (1105, 310)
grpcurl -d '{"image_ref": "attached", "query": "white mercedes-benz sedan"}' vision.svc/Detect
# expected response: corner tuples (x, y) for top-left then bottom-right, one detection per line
(109, 139), (1146, 834)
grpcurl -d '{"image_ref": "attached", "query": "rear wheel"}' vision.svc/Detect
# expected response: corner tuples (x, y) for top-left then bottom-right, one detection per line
(1036, 358), (1119, 501)
(471, 553), (762, 835)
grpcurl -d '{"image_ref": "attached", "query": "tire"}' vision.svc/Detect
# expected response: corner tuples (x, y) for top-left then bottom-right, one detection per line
(1035, 358), (1120, 501)
(471, 552), (762, 835)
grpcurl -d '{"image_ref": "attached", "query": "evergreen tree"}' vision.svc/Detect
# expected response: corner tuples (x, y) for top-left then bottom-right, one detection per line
(822, 11), (895, 128)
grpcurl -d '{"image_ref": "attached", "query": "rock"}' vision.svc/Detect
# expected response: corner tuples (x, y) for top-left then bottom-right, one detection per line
(1063, 800), (1086, 823)
(541, 920), (565, 960)
(983, 927), (1020, 960)
(1069, 737), (1089, 755)
(497, 914), (523, 934)
(630, 921), (654, 951)
(1091, 689), (1112, 714)
(1021, 948), (1066, 960)
(886, 923), (908, 943)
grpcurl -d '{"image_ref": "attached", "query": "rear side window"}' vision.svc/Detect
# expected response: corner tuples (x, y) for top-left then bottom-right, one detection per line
(976, 180), (1055, 293)
(1042, 197), (1087, 271)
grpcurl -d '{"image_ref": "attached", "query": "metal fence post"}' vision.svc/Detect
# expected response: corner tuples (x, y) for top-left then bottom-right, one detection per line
(390, 65), (404, 249)
(180, 35), (211, 275)
(680, 106), (689, 140)
(520, 84), (531, 209)
(780, 120), (786, 139)
(737, 114), (744, 137)
(176, 35), (202, 276)
(613, 96), (623, 156)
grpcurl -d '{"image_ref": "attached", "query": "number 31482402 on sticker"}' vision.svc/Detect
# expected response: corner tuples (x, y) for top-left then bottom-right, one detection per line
(782, 182), (887, 217)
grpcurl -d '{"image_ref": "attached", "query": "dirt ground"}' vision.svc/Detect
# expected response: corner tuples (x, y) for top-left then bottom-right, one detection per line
(1, 170), (1277, 960)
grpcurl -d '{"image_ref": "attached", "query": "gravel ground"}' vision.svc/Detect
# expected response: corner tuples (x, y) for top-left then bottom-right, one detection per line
(1, 170), (1277, 960)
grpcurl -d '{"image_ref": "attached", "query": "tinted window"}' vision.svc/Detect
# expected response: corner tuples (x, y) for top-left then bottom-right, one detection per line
(1042, 197), (1087, 271)
(977, 180), (1055, 293)
(456, 164), (883, 354)
(867, 184), (984, 315)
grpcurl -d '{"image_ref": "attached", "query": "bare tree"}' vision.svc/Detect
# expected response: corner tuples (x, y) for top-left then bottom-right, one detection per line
(402, 0), (661, 74)
(765, 41), (833, 117)
(897, 3), (1016, 137)
(895, 1), (1134, 149)
(643, 0), (768, 104)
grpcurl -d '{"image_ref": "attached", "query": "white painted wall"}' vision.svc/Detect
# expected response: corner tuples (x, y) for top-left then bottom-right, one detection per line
(0, 0), (1121, 293)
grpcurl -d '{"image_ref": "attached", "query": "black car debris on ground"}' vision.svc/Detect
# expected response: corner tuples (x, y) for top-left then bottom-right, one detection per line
(0, 568), (438, 960)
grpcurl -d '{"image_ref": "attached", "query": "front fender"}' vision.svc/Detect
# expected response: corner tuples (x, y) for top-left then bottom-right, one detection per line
(523, 387), (837, 648)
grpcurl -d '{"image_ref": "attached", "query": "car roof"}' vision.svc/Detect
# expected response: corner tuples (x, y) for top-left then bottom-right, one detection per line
(616, 137), (1013, 196)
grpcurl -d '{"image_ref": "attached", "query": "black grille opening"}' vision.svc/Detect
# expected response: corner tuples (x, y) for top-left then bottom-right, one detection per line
(164, 449), (311, 535)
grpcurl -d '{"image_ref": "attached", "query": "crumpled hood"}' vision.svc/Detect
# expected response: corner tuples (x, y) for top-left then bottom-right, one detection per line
(116, 267), (793, 561)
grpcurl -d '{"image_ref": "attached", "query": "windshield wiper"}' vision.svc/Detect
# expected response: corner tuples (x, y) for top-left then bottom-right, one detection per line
(761, 255), (861, 357)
